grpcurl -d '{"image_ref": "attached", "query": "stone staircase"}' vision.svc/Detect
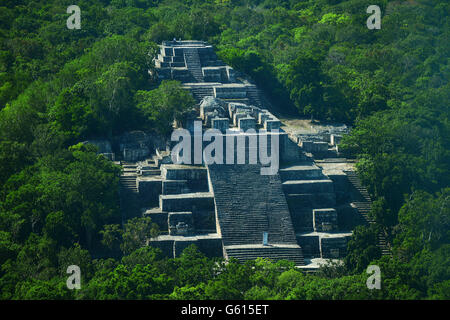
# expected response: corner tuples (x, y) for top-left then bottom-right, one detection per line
(224, 244), (304, 265)
(207, 163), (305, 265)
(119, 162), (140, 223)
(280, 163), (337, 233)
(185, 85), (215, 102)
(246, 85), (263, 108)
(137, 157), (161, 176)
(184, 48), (204, 82)
(344, 170), (391, 256)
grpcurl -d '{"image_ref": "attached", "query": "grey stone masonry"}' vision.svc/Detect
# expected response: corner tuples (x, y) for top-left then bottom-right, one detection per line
(161, 164), (208, 181)
(233, 112), (248, 126)
(258, 112), (270, 125)
(264, 119), (281, 131)
(214, 85), (247, 99)
(211, 118), (229, 133)
(331, 134), (343, 146)
(313, 208), (338, 232)
(228, 102), (250, 119)
(321, 234), (351, 258)
(301, 141), (329, 153)
(224, 244), (304, 265)
(238, 117), (256, 131)
(296, 234), (320, 257)
(168, 212), (194, 236)
(207, 164), (302, 254)
(203, 66), (227, 82)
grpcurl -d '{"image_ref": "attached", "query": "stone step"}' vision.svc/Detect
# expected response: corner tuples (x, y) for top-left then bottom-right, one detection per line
(286, 193), (336, 208)
(184, 48), (204, 82)
(159, 192), (214, 212)
(279, 164), (324, 181)
(140, 169), (161, 176)
(282, 180), (334, 194)
(142, 207), (168, 230)
(162, 180), (189, 195)
(225, 245), (304, 265)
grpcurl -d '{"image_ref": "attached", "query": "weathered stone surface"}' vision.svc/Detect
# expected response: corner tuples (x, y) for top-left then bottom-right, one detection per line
(238, 117), (256, 131)
(264, 119), (281, 131)
(200, 96), (227, 120)
(301, 141), (329, 153)
(331, 134), (343, 146)
(313, 208), (338, 232)
(142, 208), (168, 231)
(211, 118), (229, 133)
(168, 212), (194, 236)
(214, 85), (247, 99)
(228, 102), (250, 119)
(320, 234), (351, 258)
(296, 234), (320, 257)
(233, 112), (248, 126)
(208, 164), (300, 247)
(119, 131), (151, 162)
(202, 66), (227, 82)
(282, 179), (334, 194)
(258, 112), (270, 125)
(160, 192), (214, 212)
(286, 193), (336, 209)
(224, 244), (304, 265)
(162, 180), (190, 195)
(137, 178), (162, 208)
(161, 164), (208, 180)
(83, 139), (112, 153)
(148, 234), (223, 258)
(290, 208), (314, 232)
(279, 164), (323, 180)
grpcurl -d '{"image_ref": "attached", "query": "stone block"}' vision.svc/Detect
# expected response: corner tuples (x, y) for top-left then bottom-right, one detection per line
(233, 112), (248, 126)
(202, 67), (225, 82)
(226, 67), (236, 82)
(173, 47), (184, 56)
(142, 208), (168, 231)
(258, 112), (270, 125)
(264, 119), (281, 131)
(296, 234), (320, 257)
(162, 46), (174, 56)
(173, 239), (198, 257)
(289, 208), (314, 232)
(168, 212), (194, 236)
(161, 165), (208, 180)
(214, 85), (247, 99)
(282, 180), (334, 194)
(211, 118), (229, 133)
(137, 179), (162, 207)
(301, 141), (329, 153)
(197, 237), (223, 257)
(228, 102), (248, 119)
(147, 239), (174, 258)
(162, 180), (190, 195)
(238, 117), (256, 131)
(320, 235), (351, 258)
(160, 193), (214, 212)
(331, 134), (343, 146)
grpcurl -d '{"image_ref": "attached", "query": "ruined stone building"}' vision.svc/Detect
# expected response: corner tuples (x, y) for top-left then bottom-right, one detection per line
(117, 40), (390, 270)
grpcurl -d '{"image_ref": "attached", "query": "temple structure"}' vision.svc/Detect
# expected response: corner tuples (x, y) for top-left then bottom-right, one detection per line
(114, 40), (390, 270)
